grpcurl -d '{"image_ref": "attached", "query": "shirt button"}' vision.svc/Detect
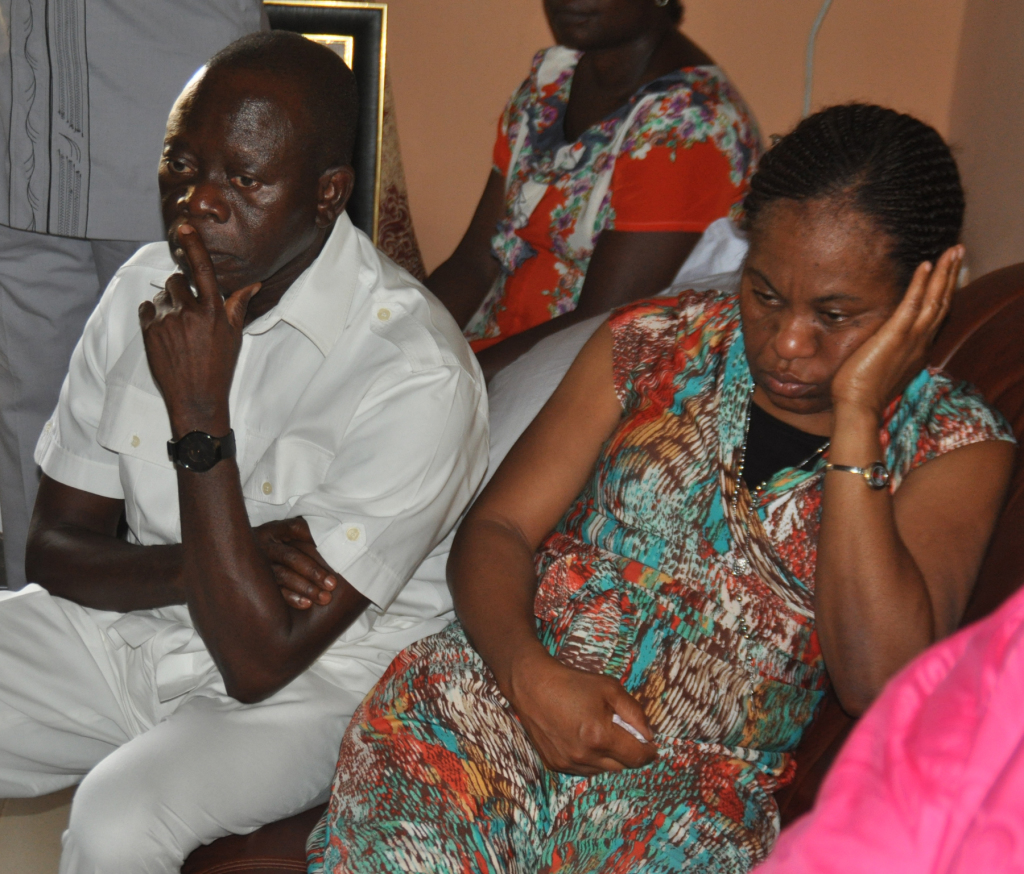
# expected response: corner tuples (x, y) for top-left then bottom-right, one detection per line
(262, 481), (273, 495)
(44, 422), (52, 433)
(346, 527), (360, 541)
(130, 434), (140, 448)
(376, 307), (391, 322)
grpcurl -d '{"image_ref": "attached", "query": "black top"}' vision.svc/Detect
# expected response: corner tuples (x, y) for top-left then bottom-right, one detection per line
(741, 402), (829, 492)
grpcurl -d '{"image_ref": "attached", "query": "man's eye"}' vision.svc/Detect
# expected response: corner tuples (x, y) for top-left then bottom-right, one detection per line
(164, 159), (189, 174)
(235, 176), (257, 188)
(753, 288), (778, 305)
(822, 310), (848, 323)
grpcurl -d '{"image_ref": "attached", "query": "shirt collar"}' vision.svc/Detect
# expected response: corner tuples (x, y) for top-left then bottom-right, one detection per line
(243, 213), (367, 356)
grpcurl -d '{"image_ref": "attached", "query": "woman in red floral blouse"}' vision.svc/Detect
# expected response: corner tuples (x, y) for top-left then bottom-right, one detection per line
(428, 0), (760, 380)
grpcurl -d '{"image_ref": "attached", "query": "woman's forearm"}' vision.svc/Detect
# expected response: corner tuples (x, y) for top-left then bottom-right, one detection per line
(448, 517), (550, 701)
(815, 404), (934, 714)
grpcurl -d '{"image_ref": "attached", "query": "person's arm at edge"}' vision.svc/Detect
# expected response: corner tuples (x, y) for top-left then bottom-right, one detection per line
(474, 228), (701, 382)
(448, 322), (655, 775)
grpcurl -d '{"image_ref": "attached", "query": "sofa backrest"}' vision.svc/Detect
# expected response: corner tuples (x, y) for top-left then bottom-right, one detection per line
(930, 262), (1024, 624)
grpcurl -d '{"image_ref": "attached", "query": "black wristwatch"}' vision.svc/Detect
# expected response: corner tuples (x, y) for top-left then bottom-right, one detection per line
(167, 429), (236, 472)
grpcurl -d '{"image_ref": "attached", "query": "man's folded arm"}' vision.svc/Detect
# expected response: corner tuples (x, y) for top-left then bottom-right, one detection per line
(26, 475), (187, 611)
(175, 365), (485, 704)
(174, 456), (370, 704)
(25, 470), (369, 703)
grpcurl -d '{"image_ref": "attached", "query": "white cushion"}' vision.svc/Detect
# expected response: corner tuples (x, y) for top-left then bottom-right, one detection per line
(404, 218), (749, 600)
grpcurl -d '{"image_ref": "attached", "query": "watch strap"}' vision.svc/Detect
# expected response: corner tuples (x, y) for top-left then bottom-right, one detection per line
(214, 429), (236, 461)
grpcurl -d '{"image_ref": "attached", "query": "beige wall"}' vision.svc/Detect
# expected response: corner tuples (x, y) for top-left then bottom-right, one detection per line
(385, 1), (550, 272)
(685, 0), (968, 139)
(948, 0), (1024, 278)
(385, 0), (1000, 272)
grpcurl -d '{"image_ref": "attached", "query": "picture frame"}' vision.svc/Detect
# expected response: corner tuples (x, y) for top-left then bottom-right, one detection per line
(263, 1), (388, 243)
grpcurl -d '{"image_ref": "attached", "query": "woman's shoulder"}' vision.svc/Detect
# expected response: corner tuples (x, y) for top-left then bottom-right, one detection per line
(637, 66), (759, 132)
(609, 289), (739, 364)
(621, 66), (762, 178)
(534, 46), (582, 82)
(501, 46), (579, 130)
(884, 367), (1017, 487)
(608, 289), (740, 407)
(610, 287), (738, 331)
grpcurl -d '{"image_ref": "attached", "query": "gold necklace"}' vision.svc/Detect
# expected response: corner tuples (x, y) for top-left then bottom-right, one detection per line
(732, 387), (830, 510)
(727, 388), (829, 681)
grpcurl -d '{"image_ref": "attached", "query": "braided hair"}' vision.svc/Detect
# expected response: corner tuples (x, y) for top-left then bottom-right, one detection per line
(743, 104), (964, 289)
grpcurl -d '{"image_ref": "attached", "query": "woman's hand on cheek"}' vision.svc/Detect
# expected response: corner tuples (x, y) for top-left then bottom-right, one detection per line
(830, 245), (964, 420)
(507, 648), (656, 777)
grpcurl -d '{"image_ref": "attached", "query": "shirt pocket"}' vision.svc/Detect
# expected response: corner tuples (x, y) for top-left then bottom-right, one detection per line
(96, 384), (179, 541)
(96, 383), (174, 469)
(242, 436), (335, 511)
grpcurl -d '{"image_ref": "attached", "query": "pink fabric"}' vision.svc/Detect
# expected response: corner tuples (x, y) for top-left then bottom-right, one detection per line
(757, 584), (1024, 874)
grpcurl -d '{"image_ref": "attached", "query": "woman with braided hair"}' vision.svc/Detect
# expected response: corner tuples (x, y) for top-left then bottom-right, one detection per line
(307, 105), (1016, 873)
(428, 0), (760, 381)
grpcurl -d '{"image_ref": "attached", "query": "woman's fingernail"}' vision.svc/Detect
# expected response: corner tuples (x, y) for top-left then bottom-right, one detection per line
(179, 224), (194, 236)
(324, 576), (336, 590)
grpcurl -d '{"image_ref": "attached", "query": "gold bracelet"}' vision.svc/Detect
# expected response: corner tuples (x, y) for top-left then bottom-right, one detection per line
(824, 461), (890, 490)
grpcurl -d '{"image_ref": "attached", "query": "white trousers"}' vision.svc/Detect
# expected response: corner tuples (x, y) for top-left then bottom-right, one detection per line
(0, 585), (366, 874)
(0, 226), (145, 589)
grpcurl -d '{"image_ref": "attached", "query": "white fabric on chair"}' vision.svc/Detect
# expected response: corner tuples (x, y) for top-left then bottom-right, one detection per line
(403, 219), (749, 603)
(487, 217), (749, 472)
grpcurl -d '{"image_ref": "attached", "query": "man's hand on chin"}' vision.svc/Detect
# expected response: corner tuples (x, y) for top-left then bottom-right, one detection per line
(138, 224), (260, 438)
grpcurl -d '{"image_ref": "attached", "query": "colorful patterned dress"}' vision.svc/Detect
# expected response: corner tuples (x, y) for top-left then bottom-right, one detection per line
(308, 290), (1015, 874)
(464, 47), (761, 352)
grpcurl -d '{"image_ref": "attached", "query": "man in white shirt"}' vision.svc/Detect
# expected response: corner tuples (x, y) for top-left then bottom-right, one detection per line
(0, 32), (488, 874)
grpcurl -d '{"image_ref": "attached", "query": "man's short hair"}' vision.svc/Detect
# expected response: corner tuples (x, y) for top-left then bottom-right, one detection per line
(207, 30), (360, 171)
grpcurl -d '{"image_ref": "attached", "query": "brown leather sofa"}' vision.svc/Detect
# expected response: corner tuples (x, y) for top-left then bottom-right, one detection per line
(183, 262), (1024, 874)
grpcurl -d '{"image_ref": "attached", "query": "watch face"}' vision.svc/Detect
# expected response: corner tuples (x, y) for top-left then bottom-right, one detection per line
(866, 462), (891, 489)
(178, 432), (219, 472)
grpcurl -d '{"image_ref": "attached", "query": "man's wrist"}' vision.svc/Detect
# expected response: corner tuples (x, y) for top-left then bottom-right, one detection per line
(166, 545), (189, 603)
(168, 402), (231, 441)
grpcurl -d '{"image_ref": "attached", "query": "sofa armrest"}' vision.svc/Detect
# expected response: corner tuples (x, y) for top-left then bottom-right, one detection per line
(181, 805), (325, 874)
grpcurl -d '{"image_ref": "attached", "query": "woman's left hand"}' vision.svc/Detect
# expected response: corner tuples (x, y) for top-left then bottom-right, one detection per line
(830, 245), (964, 419)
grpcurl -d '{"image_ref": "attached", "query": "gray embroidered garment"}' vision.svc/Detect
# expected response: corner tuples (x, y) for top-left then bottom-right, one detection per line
(0, 0), (263, 240)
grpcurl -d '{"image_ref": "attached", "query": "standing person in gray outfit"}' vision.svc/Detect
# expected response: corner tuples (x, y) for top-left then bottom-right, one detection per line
(0, 0), (265, 589)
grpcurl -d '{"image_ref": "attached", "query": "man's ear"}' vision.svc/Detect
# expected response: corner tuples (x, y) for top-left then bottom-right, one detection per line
(315, 166), (355, 228)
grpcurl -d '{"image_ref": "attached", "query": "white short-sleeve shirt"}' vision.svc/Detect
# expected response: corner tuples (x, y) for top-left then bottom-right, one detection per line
(34, 216), (488, 696)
